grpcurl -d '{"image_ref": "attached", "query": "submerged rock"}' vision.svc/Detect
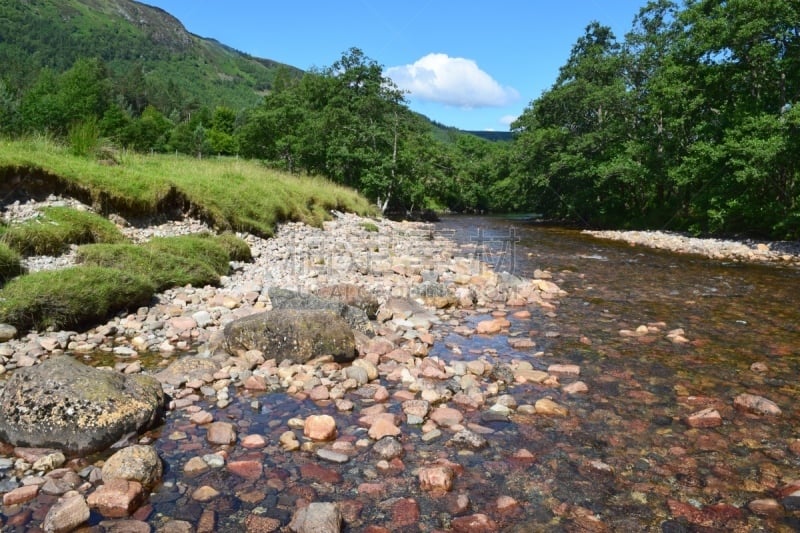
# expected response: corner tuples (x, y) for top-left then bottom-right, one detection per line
(0, 356), (164, 454)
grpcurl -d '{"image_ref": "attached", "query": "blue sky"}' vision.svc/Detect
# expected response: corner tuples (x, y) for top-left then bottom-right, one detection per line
(143, 1), (650, 131)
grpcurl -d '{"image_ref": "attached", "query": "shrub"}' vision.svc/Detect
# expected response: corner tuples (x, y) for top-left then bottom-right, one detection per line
(0, 266), (155, 331)
(2, 206), (127, 256)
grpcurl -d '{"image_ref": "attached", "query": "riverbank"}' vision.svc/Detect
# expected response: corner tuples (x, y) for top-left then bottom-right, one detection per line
(584, 229), (800, 266)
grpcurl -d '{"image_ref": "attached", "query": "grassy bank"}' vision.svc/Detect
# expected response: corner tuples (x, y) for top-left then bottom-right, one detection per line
(0, 137), (375, 237)
(0, 137), (376, 332)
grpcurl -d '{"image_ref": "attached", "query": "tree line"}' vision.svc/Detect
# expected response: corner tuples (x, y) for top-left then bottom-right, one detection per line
(1, 0), (798, 238)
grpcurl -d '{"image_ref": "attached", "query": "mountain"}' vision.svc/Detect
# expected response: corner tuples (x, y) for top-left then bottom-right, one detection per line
(0, 0), (301, 112)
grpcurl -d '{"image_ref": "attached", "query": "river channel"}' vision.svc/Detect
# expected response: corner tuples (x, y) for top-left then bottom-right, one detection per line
(136, 215), (800, 532)
(12, 215), (797, 532)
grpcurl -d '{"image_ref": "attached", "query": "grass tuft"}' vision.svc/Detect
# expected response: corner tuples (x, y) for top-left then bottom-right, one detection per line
(2, 206), (127, 256)
(0, 241), (25, 284)
(0, 266), (155, 331)
(76, 233), (243, 291)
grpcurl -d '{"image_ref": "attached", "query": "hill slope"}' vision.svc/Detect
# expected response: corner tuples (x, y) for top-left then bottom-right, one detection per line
(0, 0), (301, 112)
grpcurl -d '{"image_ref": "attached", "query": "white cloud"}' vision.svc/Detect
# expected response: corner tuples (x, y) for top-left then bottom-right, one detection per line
(386, 53), (519, 108)
(499, 114), (518, 126)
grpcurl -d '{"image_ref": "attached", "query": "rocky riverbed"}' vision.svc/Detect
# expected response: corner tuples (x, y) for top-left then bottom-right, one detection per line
(1, 197), (799, 532)
(0, 197), (573, 532)
(584, 229), (800, 265)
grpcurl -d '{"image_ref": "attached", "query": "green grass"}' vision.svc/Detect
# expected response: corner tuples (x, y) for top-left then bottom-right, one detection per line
(1, 206), (127, 256)
(0, 266), (155, 331)
(360, 221), (379, 232)
(76, 233), (246, 291)
(0, 242), (24, 284)
(0, 137), (376, 237)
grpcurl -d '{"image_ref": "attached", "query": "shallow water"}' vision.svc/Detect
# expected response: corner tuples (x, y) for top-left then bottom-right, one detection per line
(149, 216), (800, 531)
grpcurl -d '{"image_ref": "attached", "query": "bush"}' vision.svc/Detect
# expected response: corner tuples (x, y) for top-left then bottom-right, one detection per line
(2, 206), (127, 256)
(0, 242), (24, 284)
(68, 118), (102, 157)
(0, 266), (155, 331)
(77, 234), (234, 291)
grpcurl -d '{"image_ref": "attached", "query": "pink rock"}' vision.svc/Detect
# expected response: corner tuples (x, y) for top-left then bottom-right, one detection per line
(2, 484), (39, 505)
(547, 364), (580, 375)
(419, 465), (454, 492)
(685, 408), (723, 428)
(189, 410), (214, 425)
(562, 381), (588, 394)
(358, 482), (387, 497)
(245, 514), (281, 532)
(309, 385), (330, 401)
(476, 319), (502, 334)
(87, 479), (144, 518)
(734, 393), (782, 416)
(241, 434), (268, 449)
(451, 513), (499, 532)
(206, 422), (237, 445)
(191, 486), (219, 502)
(227, 460), (263, 480)
(373, 385), (389, 402)
(429, 406), (464, 427)
(304, 414), (337, 441)
(244, 375), (268, 391)
(169, 316), (197, 332)
(368, 414), (401, 440)
(748, 498), (784, 517)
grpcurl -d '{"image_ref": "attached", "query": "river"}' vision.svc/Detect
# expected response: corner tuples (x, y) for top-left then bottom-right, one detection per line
(433, 215), (800, 531)
(11, 214), (797, 532)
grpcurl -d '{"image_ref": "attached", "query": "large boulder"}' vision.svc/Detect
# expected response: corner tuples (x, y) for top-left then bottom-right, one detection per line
(0, 356), (165, 454)
(316, 284), (380, 319)
(268, 287), (374, 336)
(223, 309), (357, 364)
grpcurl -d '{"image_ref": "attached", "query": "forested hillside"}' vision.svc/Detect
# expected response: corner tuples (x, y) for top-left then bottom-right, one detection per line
(1, 0), (798, 238)
(0, 0), (299, 114)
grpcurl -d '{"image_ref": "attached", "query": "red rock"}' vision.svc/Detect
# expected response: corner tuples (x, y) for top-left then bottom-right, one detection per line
(300, 463), (342, 484)
(685, 408), (723, 428)
(227, 460), (263, 480)
(13, 447), (59, 463)
(391, 498), (420, 527)
(364, 527), (391, 533)
(419, 465), (454, 492)
(451, 513), (499, 532)
(304, 414), (337, 441)
(87, 479), (144, 518)
(512, 310), (531, 319)
(734, 393), (782, 416)
(3, 484), (40, 506)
